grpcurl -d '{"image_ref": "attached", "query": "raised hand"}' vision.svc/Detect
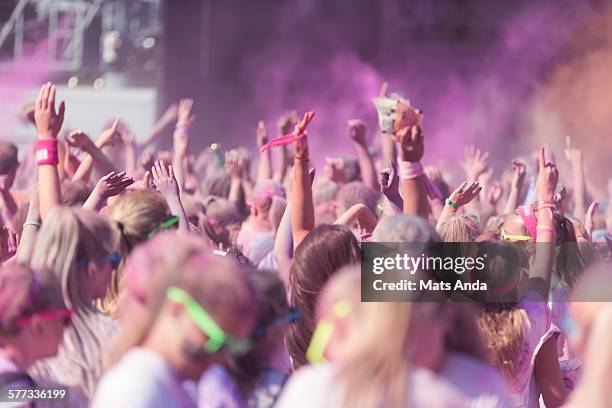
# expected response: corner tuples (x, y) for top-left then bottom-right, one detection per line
(379, 81), (389, 97)
(378, 163), (403, 212)
(461, 145), (489, 182)
(379, 164), (399, 196)
(225, 149), (245, 179)
(97, 118), (123, 148)
(139, 147), (156, 171)
(34, 83), (65, 139)
(173, 125), (189, 157)
(553, 185), (567, 210)
(347, 119), (367, 146)
(152, 161), (180, 198)
(160, 103), (179, 124)
(564, 136), (582, 167)
(424, 165), (443, 185)
(510, 159), (526, 189)
(294, 111), (315, 136)
(324, 157), (346, 183)
(449, 181), (482, 207)
(143, 170), (153, 189)
(94, 171), (134, 198)
(256, 120), (268, 148)
(177, 98), (195, 127)
(395, 124), (424, 162)
(277, 111), (298, 136)
(66, 130), (94, 151)
(293, 112), (314, 161)
(486, 181), (504, 206)
(536, 147), (559, 203)
(584, 201), (599, 237)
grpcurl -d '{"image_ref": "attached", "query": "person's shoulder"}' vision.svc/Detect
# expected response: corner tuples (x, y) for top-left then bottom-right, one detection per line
(93, 349), (171, 406)
(409, 368), (468, 408)
(275, 363), (336, 408)
(442, 353), (511, 406)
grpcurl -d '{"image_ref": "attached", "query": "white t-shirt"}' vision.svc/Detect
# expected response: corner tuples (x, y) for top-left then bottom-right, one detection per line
(440, 352), (511, 408)
(507, 291), (559, 408)
(275, 363), (467, 408)
(92, 348), (196, 408)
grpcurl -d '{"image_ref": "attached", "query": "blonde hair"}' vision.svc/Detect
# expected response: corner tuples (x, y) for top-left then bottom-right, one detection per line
(328, 267), (413, 408)
(438, 214), (482, 242)
(473, 242), (529, 382)
(106, 190), (171, 312)
(29, 206), (116, 399)
(31, 207), (114, 310)
(567, 306), (612, 408)
(477, 306), (528, 382)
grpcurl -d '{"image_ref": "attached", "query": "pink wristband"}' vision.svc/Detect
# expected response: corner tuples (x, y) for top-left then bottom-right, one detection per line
(35, 139), (59, 166)
(536, 225), (555, 234)
(175, 124), (190, 133)
(519, 205), (538, 239)
(397, 160), (424, 179)
(397, 159), (443, 200)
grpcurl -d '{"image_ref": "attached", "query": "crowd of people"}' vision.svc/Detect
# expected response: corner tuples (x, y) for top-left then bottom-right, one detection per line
(0, 80), (610, 407)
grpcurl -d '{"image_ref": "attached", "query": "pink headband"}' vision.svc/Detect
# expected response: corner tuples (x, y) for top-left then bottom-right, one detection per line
(259, 111), (315, 153)
(518, 205), (538, 240)
(259, 131), (307, 153)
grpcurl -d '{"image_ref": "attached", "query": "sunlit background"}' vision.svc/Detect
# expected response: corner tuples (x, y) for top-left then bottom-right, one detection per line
(0, 0), (610, 194)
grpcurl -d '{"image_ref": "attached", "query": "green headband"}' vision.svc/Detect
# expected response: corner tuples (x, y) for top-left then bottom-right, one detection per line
(166, 286), (251, 355)
(147, 215), (180, 238)
(306, 300), (352, 364)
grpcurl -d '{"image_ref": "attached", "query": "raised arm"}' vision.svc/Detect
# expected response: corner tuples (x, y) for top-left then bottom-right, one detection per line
(379, 164), (403, 215)
(122, 127), (137, 177)
(460, 145), (489, 214)
(0, 177), (18, 232)
(70, 122), (121, 183)
(584, 200), (598, 239)
(564, 136), (586, 221)
(225, 149), (248, 212)
(503, 159), (526, 215)
(274, 195), (294, 285)
(256, 120), (272, 182)
(348, 119), (379, 191)
(16, 183), (40, 265)
(140, 103), (178, 148)
(397, 123), (429, 218)
(82, 171), (134, 212)
(151, 161), (189, 233)
(334, 203), (378, 236)
(34, 83), (65, 220)
(527, 147), (558, 300)
(435, 181), (481, 232)
(291, 112), (316, 249)
(172, 98), (195, 193)
(273, 111), (296, 184)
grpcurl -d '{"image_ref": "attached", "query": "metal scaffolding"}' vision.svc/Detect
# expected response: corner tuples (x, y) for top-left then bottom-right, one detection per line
(0, 0), (161, 71)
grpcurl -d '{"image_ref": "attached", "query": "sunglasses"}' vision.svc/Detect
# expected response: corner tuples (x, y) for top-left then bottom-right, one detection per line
(501, 229), (532, 242)
(16, 308), (72, 328)
(147, 215), (180, 238)
(252, 308), (300, 339)
(75, 252), (122, 269)
(166, 287), (252, 355)
(306, 300), (352, 364)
